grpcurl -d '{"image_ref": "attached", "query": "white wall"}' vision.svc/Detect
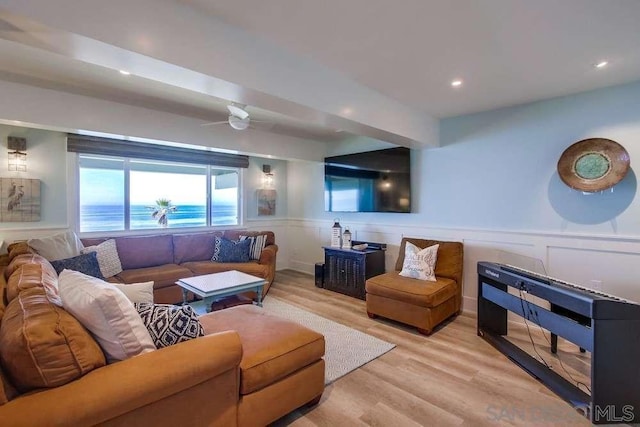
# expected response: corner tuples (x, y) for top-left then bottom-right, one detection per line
(286, 80), (640, 310)
(0, 125), (69, 248)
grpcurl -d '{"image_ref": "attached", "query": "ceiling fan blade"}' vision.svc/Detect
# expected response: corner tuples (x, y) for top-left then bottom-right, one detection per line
(201, 121), (228, 126)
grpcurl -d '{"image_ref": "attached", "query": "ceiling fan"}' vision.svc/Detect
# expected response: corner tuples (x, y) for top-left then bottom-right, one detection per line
(202, 103), (271, 130)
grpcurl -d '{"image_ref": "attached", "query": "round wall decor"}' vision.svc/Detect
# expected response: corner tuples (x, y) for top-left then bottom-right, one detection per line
(557, 138), (630, 192)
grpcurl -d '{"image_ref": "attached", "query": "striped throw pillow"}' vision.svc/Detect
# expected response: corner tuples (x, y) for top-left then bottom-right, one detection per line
(239, 234), (267, 260)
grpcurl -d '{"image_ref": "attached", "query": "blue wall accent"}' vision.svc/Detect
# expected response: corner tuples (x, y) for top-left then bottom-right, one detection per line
(434, 80), (640, 235)
(289, 80), (640, 237)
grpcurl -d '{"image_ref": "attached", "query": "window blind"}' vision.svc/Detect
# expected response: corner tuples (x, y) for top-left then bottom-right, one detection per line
(67, 134), (249, 168)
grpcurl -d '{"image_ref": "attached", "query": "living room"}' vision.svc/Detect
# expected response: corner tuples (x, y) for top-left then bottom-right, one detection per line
(1, 1), (640, 426)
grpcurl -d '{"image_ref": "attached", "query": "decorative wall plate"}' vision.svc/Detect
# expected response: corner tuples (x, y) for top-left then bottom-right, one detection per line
(557, 138), (630, 192)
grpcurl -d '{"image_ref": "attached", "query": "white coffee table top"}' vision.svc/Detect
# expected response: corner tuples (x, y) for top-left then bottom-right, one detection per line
(177, 270), (265, 297)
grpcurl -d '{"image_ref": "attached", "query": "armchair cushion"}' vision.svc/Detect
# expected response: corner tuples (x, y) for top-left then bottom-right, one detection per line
(366, 272), (457, 308)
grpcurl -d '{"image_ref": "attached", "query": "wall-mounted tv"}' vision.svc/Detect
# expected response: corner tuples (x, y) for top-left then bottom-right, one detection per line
(324, 147), (411, 213)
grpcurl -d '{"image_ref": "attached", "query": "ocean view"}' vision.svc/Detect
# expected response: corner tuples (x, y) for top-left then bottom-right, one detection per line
(81, 204), (237, 232)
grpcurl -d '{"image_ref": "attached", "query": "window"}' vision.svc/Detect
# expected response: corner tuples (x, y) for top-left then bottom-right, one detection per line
(79, 155), (240, 232)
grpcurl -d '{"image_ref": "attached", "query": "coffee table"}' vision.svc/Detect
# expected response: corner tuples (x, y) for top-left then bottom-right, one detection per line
(176, 270), (266, 313)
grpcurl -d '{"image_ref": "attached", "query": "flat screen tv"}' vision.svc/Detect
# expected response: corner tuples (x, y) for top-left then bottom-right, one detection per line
(324, 147), (411, 213)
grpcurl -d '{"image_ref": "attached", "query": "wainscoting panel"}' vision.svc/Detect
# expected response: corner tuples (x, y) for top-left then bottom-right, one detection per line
(284, 219), (640, 314)
(547, 246), (640, 301)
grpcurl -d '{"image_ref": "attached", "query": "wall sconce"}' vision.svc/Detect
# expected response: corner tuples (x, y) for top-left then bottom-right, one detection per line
(262, 164), (274, 188)
(8, 137), (27, 172)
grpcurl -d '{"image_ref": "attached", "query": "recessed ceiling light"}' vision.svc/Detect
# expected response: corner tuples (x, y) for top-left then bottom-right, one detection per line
(451, 79), (463, 87)
(119, 70), (131, 75)
(595, 61), (608, 69)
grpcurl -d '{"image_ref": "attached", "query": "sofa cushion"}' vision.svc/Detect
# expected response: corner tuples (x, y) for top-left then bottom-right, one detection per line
(0, 286), (106, 392)
(182, 260), (268, 279)
(0, 366), (18, 405)
(27, 231), (85, 261)
(134, 303), (204, 348)
(172, 232), (224, 264)
(5, 254), (61, 305)
(200, 305), (325, 395)
(114, 235), (174, 270)
(212, 236), (251, 263)
(116, 264), (193, 289)
(50, 252), (105, 280)
(81, 239), (123, 278)
(365, 271), (457, 308)
(58, 270), (156, 362)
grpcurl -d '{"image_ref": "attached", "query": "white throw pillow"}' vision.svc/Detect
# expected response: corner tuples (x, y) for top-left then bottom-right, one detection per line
(399, 242), (439, 281)
(28, 231), (85, 261)
(114, 281), (155, 304)
(58, 269), (156, 362)
(81, 239), (123, 278)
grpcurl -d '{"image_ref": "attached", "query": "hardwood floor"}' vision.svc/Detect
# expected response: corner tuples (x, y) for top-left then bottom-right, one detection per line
(269, 270), (592, 427)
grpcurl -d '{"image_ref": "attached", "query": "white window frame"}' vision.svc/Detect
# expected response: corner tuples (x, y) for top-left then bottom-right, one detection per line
(70, 152), (244, 236)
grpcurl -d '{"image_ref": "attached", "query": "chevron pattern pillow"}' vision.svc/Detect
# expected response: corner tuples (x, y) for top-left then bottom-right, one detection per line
(134, 303), (204, 348)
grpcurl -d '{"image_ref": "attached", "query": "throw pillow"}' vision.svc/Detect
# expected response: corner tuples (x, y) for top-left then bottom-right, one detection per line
(134, 303), (205, 349)
(50, 252), (105, 280)
(27, 231), (85, 261)
(58, 270), (156, 362)
(114, 281), (155, 304)
(399, 242), (439, 281)
(81, 239), (123, 278)
(239, 234), (267, 260)
(211, 236), (251, 263)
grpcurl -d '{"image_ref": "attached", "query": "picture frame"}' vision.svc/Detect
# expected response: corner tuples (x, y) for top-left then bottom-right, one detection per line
(0, 178), (41, 222)
(257, 189), (276, 216)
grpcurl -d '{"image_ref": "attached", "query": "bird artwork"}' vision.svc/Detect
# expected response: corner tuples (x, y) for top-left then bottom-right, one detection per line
(7, 182), (24, 211)
(1, 178), (40, 222)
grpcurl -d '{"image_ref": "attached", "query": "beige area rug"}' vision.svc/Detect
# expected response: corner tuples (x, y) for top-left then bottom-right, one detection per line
(261, 297), (396, 384)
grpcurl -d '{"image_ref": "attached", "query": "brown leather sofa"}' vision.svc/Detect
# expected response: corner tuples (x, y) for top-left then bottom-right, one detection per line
(81, 230), (278, 304)
(365, 238), (464, 335)
(0, 244), (324, 427)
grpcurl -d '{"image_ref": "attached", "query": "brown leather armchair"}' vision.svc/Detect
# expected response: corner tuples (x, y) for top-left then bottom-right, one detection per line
(365, 238), (463, 335)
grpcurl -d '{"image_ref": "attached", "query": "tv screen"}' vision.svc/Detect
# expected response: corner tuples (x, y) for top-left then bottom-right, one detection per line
(324, 147), (411, 213)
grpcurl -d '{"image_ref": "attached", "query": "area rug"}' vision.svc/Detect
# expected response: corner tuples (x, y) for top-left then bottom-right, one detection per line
(260, 297), (396, 384)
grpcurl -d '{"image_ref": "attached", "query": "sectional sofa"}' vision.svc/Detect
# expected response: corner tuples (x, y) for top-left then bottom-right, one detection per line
(0, 240), (325, 427)
(81, 230), (278, 303)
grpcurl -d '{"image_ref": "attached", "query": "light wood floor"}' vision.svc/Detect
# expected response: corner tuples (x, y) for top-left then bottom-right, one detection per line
(269, 270), (592, 427)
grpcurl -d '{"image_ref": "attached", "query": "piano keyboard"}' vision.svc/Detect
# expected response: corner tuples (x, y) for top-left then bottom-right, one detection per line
(502, 263), (629, 302)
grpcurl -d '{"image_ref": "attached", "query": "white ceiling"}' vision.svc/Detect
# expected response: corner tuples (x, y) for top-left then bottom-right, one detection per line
(191, 0), (640, 118)
(0, 0), (639, 146)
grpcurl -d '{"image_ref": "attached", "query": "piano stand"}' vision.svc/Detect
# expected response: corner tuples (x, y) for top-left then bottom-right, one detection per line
(549, 303), (589, 354)
(478, 261), (640, 425)
(550, 332), (586, 354)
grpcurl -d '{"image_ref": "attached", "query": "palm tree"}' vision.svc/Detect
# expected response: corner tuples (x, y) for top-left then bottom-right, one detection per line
(147, 198), (177, 228)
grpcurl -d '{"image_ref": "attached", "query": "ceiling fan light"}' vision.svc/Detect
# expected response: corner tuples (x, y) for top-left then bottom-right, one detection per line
(227, 104), (249, 120)
(229, 115), (250, 130)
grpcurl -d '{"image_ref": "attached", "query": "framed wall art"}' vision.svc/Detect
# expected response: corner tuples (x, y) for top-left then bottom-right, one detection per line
(257, 189), (276, 216)
(0, 178), (41, 222)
